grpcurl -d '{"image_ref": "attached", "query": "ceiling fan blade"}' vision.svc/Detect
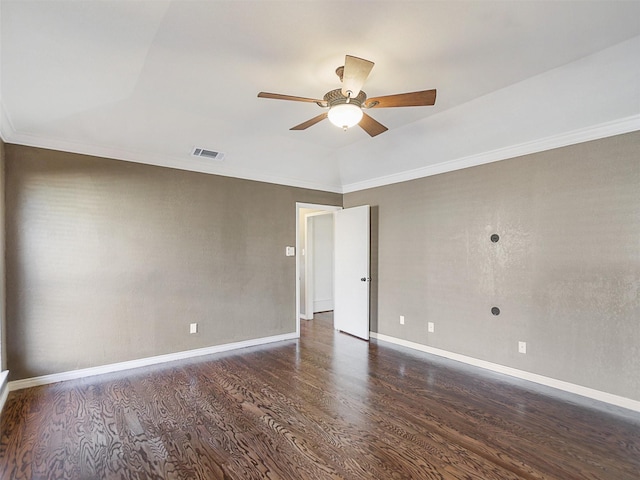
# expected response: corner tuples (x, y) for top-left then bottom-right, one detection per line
(359, 113), (388, 137)
(364, 89), (436, 108)
(290, 112), (328, 131)
(258, 92), (326, 105)
(341, 55), (374, 99)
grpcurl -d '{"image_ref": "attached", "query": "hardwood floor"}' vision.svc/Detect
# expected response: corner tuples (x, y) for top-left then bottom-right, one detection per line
(1, 313), (639, 479)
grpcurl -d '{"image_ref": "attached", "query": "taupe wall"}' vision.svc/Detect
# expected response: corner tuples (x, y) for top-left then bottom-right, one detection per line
(5, 133), (640, 402)
(345, 131), (640, 402)
(5, 145), (341, 380)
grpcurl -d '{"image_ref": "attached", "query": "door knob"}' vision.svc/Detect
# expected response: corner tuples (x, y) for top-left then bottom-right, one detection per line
(360, 277), (371, 282)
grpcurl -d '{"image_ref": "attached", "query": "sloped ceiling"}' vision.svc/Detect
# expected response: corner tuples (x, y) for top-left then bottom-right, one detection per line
(1, 1), (639, 193)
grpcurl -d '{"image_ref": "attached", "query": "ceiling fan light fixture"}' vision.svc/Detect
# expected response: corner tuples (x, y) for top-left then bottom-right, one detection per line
(257, 55), (436, 137)
(328, 103), (363, 130)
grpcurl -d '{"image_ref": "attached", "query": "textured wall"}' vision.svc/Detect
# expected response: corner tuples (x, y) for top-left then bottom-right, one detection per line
(5, 145), (341, 380)
(345, 131), (640, 402)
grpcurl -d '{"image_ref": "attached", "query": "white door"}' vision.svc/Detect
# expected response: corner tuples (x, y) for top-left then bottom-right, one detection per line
(334, 205), (370, 340)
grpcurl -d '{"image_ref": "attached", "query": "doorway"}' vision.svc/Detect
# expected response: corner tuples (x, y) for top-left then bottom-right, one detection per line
(303, 211), (334, 320)
(295, 203), (341, 336)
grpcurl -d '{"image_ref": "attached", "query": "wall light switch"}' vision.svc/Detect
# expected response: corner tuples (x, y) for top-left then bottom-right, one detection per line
(518, 341), (527, 354)
(190, 323), (198, 334)
(428, 322), (435, 333)
(285, 246), (295, 256)
(400, 315), (405, 325)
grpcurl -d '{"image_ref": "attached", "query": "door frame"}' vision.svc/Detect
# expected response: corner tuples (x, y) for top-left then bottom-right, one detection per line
(295, 203), (341, 337)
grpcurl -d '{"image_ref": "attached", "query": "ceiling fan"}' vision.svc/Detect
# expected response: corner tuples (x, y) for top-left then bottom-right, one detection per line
(258, 55), (436, 137)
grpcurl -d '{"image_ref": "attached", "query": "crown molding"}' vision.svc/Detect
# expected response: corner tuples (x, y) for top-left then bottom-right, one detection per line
(342, 115), (640, 194)
(9, 132), (343, 193)
(0, 103), (343, 194)
(3, 95), (638, 196)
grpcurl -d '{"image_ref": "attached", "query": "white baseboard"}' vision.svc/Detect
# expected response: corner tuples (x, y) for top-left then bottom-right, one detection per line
(0, 371), (9, 414)
(313, 299), (333, 313)
(370, 332), (640, 414)
(8, 332), (298, 392)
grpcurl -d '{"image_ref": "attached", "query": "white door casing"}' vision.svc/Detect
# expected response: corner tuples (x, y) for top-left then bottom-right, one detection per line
(295, 203), (341, 333)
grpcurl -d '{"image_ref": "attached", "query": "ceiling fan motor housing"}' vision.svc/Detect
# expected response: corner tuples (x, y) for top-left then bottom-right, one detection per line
(323, 88), (367, 108)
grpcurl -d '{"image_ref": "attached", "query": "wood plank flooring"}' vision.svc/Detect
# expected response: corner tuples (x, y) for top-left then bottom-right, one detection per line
(1, 312), (639, 479)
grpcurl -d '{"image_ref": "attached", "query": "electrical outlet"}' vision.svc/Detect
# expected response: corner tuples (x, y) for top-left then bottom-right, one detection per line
(428, 322), (435, 333)
(400, 315), (405, 325)
(518, 341), (527, 354)
(190, 323), (198, 334)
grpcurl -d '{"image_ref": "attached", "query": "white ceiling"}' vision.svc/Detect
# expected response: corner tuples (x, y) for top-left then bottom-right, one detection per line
(1, 1), (639, 193)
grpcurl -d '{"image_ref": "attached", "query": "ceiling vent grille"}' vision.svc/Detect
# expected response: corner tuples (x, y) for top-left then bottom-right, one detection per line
(191, 147), (225, 161)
